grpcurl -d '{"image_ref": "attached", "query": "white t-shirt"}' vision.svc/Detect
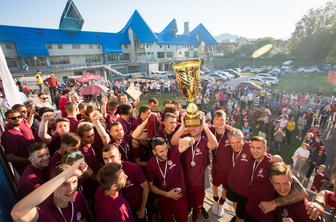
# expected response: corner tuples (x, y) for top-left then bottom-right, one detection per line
(292, 147), (310, 166)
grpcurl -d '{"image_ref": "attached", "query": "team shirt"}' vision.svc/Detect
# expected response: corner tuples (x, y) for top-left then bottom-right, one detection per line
(17, 164), (49, 198)
(275, 199), (322, 222)
(146, 146), (186, 194)
(245, 154), (276, 222)
(95, 186), (134, 222)
(227, 142), (252, 198)
(37, 192), (88, 222)
(181, 135), (209, 187)
(110, 134), (132, 161)
(67, 117), (79, 133)
(80, 145), (100, 174)
(122, 161), (146, 211)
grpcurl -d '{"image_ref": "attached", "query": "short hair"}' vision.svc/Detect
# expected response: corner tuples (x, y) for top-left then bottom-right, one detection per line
(163, 107), (177, 115)
(12, 104), (25, 111)
(78, 103), (87, 110)
(251, 136), (268, 148)
(107, 101), (117, 111)
(61, 132), (81, 147)
(27, 142), (48, 155)
(38, 107), (54, 117)
(55, 117), (70, 126)
(62, 88), (70, 95)
(38, 92), (47, 98)
(214, 110), (226, 118)
(269, 162), (292, 179)
(164, 112), (177, 121)
(148, 98), (158, 105)
(118, 104), (132, 116)
(51, 164), (70, 178)
(102, 144), (118, 153)
(77, 122), (93, 137)
(163, 100), (172, 106)
(109, 122), (122, 131)
(65, 102), (77, 114)
(151, 137), (166, 149)
(139, 106), (150, 115)
(228, 128), (244, 139)
(5, 109), (20, 118)
(97, 163), (122, 190)
(84, 105), (95, 117)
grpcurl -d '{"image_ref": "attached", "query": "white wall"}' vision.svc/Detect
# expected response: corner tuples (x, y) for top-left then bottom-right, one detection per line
(47, 44), (102, 56)
(0, 43), (17, 58)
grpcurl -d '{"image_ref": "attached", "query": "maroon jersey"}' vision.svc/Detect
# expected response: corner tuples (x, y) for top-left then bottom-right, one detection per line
(227, 142), (252, 198)
(95, 186), (134, 222)
(181, 136), (209, 187)
(122, 161), (146, 211)
(325, 191), (336, 208)
(48, 151), (63, 177)
(210, 127), (230, 169)
(80, 145), (100, 174)
(146, 146), (186, 193)
(37, 191), (88, 222)
(19, 119), (35, 140)
(17, 164), (48, 198)
(312, 171), (329, 192)
(110, 134), (132, 161)
(245, 154), (276, 222)
(1, 127), (34, 173)
(67, 117), (79, 133)
(48, 134), (61, 156)
(275, 199), (322, 222)
(92, 128), (106, 164)
(117, 116), (132, 136)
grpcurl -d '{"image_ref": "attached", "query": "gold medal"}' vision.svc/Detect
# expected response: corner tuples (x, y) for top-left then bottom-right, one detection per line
(191, 161), (196, 167)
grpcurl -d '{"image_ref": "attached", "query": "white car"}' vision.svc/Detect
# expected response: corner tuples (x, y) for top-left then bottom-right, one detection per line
(209, 73), (228, 81)
(248, 77), (272, 87)
(257, 73), (272, 78)
(262, 76), (278, 85)
(297, 67), (319, 73)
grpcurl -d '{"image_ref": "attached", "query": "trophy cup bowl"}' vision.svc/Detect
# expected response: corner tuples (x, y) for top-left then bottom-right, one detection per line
(172, 60), (201, 126)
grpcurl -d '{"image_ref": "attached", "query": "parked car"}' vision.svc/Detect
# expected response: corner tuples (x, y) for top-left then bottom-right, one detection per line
(248, 77), (271, 87)
(297, 67), (319, 73)
(209, 73), (228, 81)
(321, 64), (332, 72)
(236, 81), (262, 90)
(214, 71), (234, 79)
(262, 76), (279, 85)
(224, 69), (241, 78)
(201, 75), (216, 83)
(257, 73), (272, 78)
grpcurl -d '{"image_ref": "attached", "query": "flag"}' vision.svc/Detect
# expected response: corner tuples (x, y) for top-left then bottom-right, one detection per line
(0, 46), (25, 107)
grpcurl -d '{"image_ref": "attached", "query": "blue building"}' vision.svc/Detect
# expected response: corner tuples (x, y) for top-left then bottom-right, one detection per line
(0, 0), (217, 78)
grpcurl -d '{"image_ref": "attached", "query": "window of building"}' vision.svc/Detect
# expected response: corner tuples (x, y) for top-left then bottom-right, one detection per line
(6, 58), (17, 68)
(124, 44), (128, 49)
(97, 45), (101, 49)
(49, 56), (70, 65)
(179, 51), (182, 55)
(72, 44), (81, 49)
(159, 44), (163, 48)
(85, 55), (101, 64)
(119, 53), (130, 61)
(193, 52), (198, 57)
(167, 52), (173, 58)
(106, 54), (118, 61)
(58, 44), (63, 49)
(5, 43), (13, 49)
(167, 45), (171, 48)
(184, 51), (190, 58)
(23, 56), (47, 67)
(157, 52), (165, 59)
(47, 44), (52, 49)
(89, 44), (93, 49)
(146, 44), (151, 48)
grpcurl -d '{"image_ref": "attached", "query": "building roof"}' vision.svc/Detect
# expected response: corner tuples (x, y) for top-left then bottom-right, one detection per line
(0, 25), (129, 56)
(155, 33), (199, 45)
(119, 10), (157, 44)
(59, 0), (84, 32)
(190, 23), (217, 45)
(160, 19), (178, 36)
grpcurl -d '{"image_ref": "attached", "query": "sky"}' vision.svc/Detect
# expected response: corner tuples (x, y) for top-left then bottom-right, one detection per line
(0, 0), (331, 39)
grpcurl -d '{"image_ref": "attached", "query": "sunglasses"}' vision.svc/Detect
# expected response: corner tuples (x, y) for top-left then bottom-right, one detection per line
(65, 151), (84, 163)
(9, 116), (22, 121)
(41, 97), (48, 100)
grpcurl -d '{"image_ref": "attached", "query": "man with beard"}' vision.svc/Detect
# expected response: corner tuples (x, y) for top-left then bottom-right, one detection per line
(17, 142), (50, 198)
(102, 144), (149, 221)
(2, 109), (35, 174)
(11, 159), (89, 222)
(146, 136), (194, 222)
(171, 112), (218, 221)
(95, 162), (135, 222)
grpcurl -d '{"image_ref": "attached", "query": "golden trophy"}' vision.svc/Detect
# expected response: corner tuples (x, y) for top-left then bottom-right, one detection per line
(172, 60), (201, 126)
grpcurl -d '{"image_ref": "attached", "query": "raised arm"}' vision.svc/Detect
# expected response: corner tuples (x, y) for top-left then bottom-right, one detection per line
(11, 159), (88, 222)
(132, 117), (149, 139)
(101, 96), (108, 118)
(37, 112), (54, 144)
(170, 113), (186, 146)
(200, 112), (218, 150)
(90, 111), (110, 145)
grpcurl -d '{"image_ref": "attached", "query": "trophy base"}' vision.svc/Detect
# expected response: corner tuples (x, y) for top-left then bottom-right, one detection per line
(185, 117), (202, 127)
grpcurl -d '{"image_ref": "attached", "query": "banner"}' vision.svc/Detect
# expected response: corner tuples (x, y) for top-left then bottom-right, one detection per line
(0, 46), (25, 107)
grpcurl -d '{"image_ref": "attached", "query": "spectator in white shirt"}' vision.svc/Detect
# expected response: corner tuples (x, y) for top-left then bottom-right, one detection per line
(292, 143), (310, 179)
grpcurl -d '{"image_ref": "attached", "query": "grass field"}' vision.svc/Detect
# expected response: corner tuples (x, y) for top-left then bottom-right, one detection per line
(271, 72), (335, 96)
